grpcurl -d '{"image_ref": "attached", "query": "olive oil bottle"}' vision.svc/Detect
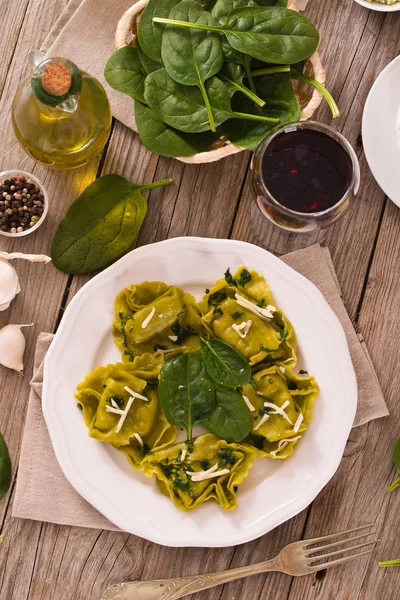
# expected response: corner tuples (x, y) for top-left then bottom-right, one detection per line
(12, 52), (112, 169)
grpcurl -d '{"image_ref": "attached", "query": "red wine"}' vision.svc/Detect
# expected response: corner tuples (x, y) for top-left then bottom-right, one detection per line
(262, 129), (353, 214)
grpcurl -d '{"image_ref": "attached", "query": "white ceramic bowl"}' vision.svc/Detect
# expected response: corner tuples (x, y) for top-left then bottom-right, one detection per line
(353, 0), (400, 11)
(0, 170), (49, 237)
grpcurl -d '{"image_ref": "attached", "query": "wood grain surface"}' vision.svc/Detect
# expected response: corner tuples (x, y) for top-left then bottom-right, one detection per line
(0, 0), (399, 599)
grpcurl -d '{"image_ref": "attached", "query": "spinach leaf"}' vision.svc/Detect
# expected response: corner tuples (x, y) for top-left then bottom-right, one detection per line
(153, 6), (320, 65)
(201, 338), (251, 388)
(159, 354), (216, 440)
(144, 70), (279, 133)
(104, 46), (146, 102)
(134, 101), (218, 157)
(51, 175), (173, 274)
(0, 432), (11, 500)
(161, 0), (224, 131)
(388, 438), (400, 493)
(138, 0), (181, 61)
(289, 69), (340, 118)
(255, 0), (287, 5)
(202, 384), (252, 442)
(223, 72), (300, 151)
(211, 0), (257, 26)
(220, 62), (265, 107)
(137, 47), (161, 74)
(378, 559), (400, 568)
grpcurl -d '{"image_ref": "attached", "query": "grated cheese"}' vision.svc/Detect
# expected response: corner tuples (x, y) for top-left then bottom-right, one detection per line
(270, 436), (302, 457)
(116, 396), (135, 433)
(158, 314), (164, 318)
(180, 449), (187, 462)
(111, 398), (120, 410)
(257, 398), (293, 424)
(142, 306), (155, 329)
(243, 395), (256, 412)
(279, 366), (285, 374)
(105, 405), (124, 415)
(234, 293), (276, 320)
(254, 413), (270, 431)
(133, 432), (144, 447)
(232, 319), (252, 339)
(124, 386), (148, 402)
(293, 413), (304, 433)
(189, 463), (231, 482)
(168, 335), (178, 342)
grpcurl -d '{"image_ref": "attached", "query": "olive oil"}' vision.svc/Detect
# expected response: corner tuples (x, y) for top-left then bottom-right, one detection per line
(12, 55), (112, 170)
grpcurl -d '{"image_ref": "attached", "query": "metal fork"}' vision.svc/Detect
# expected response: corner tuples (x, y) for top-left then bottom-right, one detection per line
(101, 525), (378, 600)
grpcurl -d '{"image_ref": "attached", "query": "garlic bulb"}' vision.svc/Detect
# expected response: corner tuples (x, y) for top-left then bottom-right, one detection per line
(0, 323), (33, 374)
(0, 251), (51, 311)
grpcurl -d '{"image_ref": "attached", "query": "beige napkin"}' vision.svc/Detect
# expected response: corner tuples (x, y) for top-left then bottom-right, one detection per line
(41, 0), (141, 132)
(12, 244), (388, 530)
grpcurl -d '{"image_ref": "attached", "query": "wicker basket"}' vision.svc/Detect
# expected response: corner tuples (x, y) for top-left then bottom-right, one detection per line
(115, 0), (326, 164)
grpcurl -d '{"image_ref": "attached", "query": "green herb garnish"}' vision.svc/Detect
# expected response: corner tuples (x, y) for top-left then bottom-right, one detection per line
(119, 311), (133, 357)
(217, 448), (237, 467)
(224, 268), (236, 286)
(250, 434), (265, 450)
(299, 369), (308, 375)
(200, 460), (210, 470)
(237, 268), (251, 287)
(256, 298), (265, 308)
(207, 290), (226, 307)
(77, 403), (83, 410)
(268, 378), (274, 384)
(280, 329), (289, 342)
(213, 306), (223, 316)
(260, 343), (275, 353)
(107, 396), (124, 408)
(231, 311), (244, 319)
(154, 343), (168, 351)
(204, 288), (210, 294)
(172, 321), (199, 345)
(249, 378), (257, 390)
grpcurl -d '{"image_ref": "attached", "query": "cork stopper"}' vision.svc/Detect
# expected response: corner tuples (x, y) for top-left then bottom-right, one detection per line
(42, 63), (72, 96)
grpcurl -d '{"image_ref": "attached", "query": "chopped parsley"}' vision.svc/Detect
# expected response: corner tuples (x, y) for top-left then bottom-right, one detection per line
(107, 396), (124, 408)
(217, 448), (237, 467)
(280, 329), (289, 342)
(143, 380), (157, 394)
(299, 369), (308, 375)
(297, 395), (305, 401)
(204, 288), (210, 294)
(76, 403), (83, 410)
(237, 269), (252, 287)
(249, 378), (257, 390)
(258, 407), (271, 416)
(172, 322), (199, 345)
(234, 486), (238, 493)
(231, 310), (244, 319)
(224, 268), (236, 285)
(268, 378), (274, 384)
(213, 306), (223, 316)
(207, 290), (226, 308)
(200, 459), (210, 470)
(288, 382), (297, 391)
(142, 443), (151, 458)
(119, 311), (133, 357)
(256, 298), (265, 308)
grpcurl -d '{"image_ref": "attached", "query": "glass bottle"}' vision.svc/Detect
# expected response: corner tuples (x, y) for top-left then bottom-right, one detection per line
(12, 51), (112, 170)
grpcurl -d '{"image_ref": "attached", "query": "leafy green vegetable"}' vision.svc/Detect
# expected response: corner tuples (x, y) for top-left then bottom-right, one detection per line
(161, 0), (224, 131)
(289, 69), (340, 118)
(0, 432), (11, 500)
(388, 438), (400, 493)
(251, 65), (290, 76)
(138, 0), (180, 61)
(237, 268), (252, 287)
(153, 6), (320, 65)
(104, 46), (146, 102)
(223, 71), (300, 151)
(134, 101), (218, 157)
(144, 70), (279, 133)
(220, 62), (265, 107)
(51, 175), (173, 274)
(137, 47), (161, 74)
(158, 354), (216, 440)
(202, 384), (253, 442)
(201, 338), (251, 388)
(211, 0), (257, 26)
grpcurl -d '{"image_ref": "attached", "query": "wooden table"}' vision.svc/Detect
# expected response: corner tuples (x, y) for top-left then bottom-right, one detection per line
(1, 0), (399, 598)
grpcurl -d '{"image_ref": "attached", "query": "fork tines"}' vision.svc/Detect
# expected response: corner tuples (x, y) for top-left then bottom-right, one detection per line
(303, 524), (379, 570)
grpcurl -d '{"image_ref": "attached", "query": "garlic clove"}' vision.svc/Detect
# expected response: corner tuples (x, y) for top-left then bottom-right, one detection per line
(0, 251), (51, 312)
(0, 258), (21, 311)
(0, 323), (33, 374)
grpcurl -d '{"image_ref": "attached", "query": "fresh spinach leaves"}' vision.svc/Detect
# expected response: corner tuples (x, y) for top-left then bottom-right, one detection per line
(138, 0), (180, 61)
(388, 438), (400, 493)
(0, 432), (11, 500)
(51, 175), (173, 274)
(158, 353), (216, 440)
(153, 6), (319, 65)
(202, 384), (253, 442)
(104, 46), (146, 102)
(201, 338), (251, 388)
(161, 0), (224, 131)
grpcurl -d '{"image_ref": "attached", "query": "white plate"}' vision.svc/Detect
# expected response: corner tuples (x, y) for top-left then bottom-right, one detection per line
(363, 55), (400, 206)
(354, 0), (400, 11)
(43, 237), (357, 548)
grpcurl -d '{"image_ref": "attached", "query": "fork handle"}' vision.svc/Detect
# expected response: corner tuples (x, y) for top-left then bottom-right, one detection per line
(101, 558), (281, 600)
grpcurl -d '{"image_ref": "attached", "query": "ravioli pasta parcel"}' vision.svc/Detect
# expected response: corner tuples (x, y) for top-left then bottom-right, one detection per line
(76, 267), (319, 511)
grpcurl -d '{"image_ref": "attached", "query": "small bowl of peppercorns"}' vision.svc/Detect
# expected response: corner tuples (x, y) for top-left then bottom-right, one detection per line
(0, 170), (48, 237)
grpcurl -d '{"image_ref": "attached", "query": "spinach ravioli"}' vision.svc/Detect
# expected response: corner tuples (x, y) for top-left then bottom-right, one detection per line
(75, 266), (319, 511)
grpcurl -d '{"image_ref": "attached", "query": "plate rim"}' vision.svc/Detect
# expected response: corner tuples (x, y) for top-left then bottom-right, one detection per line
(353, 0), (400, 11)
(43, 237), (357, 547)
(362, 55), (400, 207)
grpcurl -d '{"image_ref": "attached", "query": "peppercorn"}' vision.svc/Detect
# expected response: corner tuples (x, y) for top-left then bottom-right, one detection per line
(0, 174), (45, 234)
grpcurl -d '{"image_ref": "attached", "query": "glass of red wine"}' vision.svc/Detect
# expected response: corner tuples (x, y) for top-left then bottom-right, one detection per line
(250, 121), (360, 252)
